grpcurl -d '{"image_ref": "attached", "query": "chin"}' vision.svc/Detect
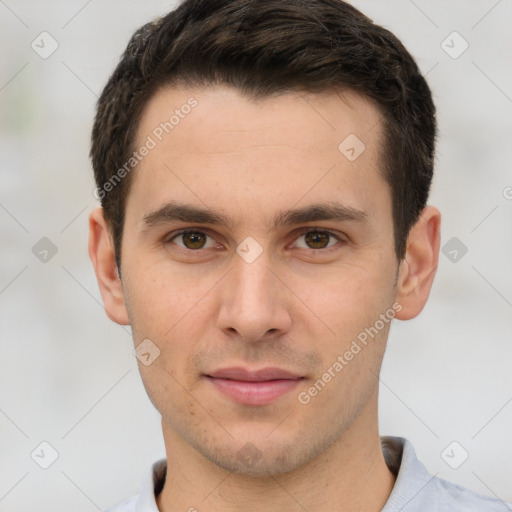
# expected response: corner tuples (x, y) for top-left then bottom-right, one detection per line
(208, 450), (301, 477)
(196, 434), (323, 477)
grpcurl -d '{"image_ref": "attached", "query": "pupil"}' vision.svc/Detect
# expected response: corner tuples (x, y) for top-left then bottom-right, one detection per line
(306, 231), (329, 248)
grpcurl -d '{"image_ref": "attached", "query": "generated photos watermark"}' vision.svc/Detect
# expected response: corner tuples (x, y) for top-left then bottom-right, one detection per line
(298, 301), (402, 405)
(93, 97), (198, 200)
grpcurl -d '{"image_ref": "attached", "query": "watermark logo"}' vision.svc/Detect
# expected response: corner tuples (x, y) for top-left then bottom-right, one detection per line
(441, 441), (469, 469)
(441, 31), (469, 60)
(32, 237), (58, 263)
(442, 236), (468, 263)
(236, 236), (263, 263)
(134, 338), (161, 366)
(31, 32), (59, 59)
(237, 442), (263, 468)
(338, 134), (366, 161)
(31, 441), (59, 469)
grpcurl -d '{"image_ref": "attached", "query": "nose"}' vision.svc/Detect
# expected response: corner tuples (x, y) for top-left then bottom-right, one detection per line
(216, 253), (292, 343)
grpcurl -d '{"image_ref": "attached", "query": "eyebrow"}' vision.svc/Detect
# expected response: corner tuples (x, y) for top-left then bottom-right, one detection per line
(141, 200), (368, 231)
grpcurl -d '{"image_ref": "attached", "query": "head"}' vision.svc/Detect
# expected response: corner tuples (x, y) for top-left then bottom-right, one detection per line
(89, 0), (440, 476)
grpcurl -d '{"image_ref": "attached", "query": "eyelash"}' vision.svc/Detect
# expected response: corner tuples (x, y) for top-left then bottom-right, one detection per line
(164, 228), (345, 252)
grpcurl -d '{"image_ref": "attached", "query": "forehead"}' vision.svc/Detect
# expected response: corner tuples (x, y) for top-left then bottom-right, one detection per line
(127, 84), (389, 229)
(136, 85), (383, 154)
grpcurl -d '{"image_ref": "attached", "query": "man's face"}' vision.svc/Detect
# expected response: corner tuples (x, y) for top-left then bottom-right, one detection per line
(120, 85), (400, 475)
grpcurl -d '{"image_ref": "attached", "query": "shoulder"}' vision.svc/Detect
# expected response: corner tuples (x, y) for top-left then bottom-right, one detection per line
(430, 476), (511, 511)
(381, 436), (511, 512)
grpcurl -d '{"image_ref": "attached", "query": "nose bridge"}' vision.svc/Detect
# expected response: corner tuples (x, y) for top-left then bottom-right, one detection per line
(217, 252), (290, 340)
(233, 254), (274, 306)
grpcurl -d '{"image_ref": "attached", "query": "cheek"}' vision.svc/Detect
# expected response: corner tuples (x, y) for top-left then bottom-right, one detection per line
(123, 261), (219, 397)
(123, 255), (216, 337)
(298, 309), (392, 421)
(305, 260), (394, 326)
(298, 259), (397, 383)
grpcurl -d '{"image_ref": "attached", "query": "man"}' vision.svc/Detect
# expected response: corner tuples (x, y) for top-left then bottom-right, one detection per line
(88, 0), (510, 510)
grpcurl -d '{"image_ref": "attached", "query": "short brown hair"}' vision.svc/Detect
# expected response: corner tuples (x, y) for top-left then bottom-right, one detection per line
(91, 0), (436, 270)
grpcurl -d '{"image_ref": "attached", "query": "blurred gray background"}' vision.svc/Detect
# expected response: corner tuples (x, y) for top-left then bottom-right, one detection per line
(1, 1), (511, 510)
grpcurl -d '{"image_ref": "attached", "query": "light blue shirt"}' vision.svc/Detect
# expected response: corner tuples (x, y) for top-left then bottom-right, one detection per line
(106, 436), (511, 511)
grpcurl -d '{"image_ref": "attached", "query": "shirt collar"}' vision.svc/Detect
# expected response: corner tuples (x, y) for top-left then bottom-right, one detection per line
(380, 436), (437, 511)
(135, 458), (166, 512)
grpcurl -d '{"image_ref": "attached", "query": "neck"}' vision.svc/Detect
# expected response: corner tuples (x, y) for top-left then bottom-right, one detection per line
(157, 397), (395, 511)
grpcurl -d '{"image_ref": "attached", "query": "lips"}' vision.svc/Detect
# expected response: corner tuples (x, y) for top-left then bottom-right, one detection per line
(205, 367), (304, 406)
(208, 367), (303, 381)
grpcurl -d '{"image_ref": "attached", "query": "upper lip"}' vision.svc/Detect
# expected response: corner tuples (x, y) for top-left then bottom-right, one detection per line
(207, 367), (303, 381)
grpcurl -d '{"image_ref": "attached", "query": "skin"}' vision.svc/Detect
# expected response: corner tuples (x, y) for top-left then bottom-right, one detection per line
(89, 85), (440, 511)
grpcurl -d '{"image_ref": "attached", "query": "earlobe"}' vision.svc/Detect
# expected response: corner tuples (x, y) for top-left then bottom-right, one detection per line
(88, 207), (130, 325)
(395, 205), (441, 320)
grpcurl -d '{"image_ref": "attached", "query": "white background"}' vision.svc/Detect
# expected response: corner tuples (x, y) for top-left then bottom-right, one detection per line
(1, 1), (511, 510)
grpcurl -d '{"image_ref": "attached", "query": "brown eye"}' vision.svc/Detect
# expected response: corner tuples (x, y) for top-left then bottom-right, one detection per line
(182, 232), (206, 249)
(170, 231), (215, 250)
(293, 229), (341, 250)
(304, 231), (331, 249)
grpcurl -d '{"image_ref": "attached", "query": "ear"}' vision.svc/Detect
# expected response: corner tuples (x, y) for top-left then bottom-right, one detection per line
(395, 205), (441, 320)
(88, 207), (130, 325)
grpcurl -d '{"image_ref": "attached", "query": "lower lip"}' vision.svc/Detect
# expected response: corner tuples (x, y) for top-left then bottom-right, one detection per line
(206, 376), (303, 405)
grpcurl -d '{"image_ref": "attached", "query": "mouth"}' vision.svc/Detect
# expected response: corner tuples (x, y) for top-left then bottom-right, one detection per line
(205, 367), (305, 406)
